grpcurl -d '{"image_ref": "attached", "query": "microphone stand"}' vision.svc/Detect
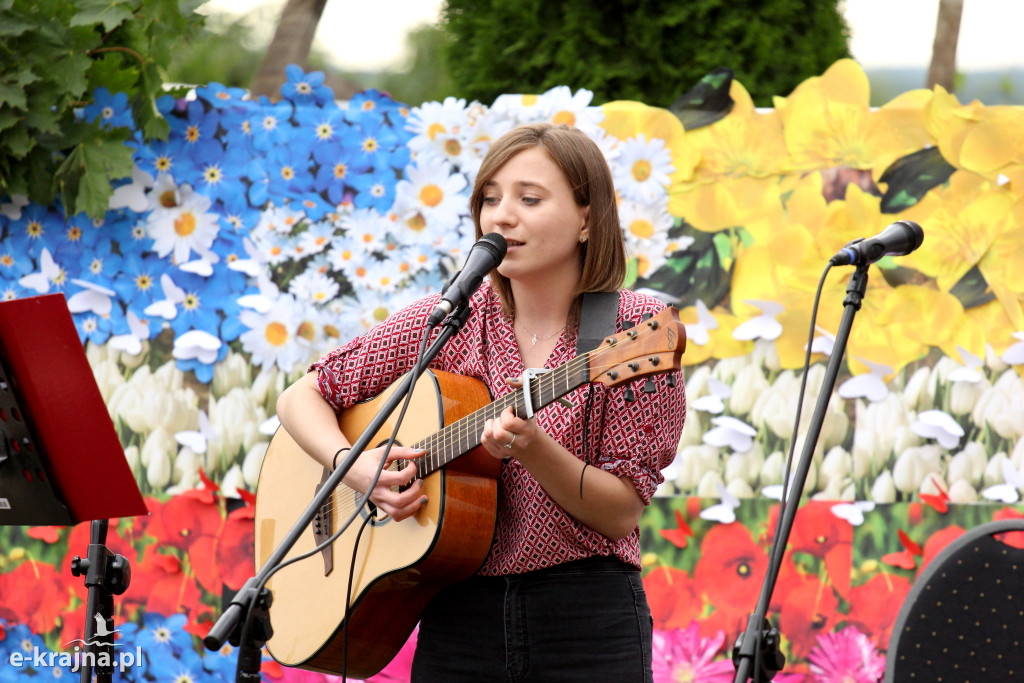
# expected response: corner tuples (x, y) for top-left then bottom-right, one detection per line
(203, 305), (474, 682)
(732, 263), (870, 682)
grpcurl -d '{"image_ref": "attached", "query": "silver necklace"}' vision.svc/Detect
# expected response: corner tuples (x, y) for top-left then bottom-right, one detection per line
(516, 318), (565, 346)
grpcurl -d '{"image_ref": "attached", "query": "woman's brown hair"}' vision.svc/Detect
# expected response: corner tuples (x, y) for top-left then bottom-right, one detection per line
(469, 123), (627, 316)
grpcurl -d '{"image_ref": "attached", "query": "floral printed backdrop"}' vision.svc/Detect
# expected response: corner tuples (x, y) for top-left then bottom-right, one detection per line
(2, 58), (1024, 681)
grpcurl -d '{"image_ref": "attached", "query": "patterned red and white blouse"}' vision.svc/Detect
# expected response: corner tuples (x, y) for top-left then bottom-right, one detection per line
(311, 280), (687, 575)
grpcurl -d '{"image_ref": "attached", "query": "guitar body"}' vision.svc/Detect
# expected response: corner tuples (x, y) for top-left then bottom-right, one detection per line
(254, 370), (499, 678)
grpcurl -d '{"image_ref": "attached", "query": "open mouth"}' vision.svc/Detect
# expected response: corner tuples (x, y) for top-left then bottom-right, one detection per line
(505, 240), (525, 247)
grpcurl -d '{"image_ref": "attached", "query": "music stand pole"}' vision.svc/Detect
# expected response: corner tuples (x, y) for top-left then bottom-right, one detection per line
(732, 264), (870, 682)
(70, 519), (131, 683)
(204, 306), (474, 682)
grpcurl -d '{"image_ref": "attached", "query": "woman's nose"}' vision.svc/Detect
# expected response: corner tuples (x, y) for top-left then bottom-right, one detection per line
(490, 197), (514, 226)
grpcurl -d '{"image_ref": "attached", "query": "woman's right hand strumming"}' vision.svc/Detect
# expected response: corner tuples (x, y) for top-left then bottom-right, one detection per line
(276, 371), (428, 522)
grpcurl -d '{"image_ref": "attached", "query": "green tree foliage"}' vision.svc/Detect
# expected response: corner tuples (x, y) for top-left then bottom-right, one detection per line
(0, 0), (205, 219)
(442, 0), (851, 108)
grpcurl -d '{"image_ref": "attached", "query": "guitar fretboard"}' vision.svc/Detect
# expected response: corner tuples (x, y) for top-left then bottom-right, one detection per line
(411, 355), (593, 477)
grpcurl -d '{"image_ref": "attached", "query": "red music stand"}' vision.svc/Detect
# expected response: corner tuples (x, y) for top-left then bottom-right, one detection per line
(0, 293), (148, 683)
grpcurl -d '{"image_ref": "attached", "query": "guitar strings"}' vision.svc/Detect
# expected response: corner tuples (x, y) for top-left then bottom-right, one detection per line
(317, 316), (669, 523)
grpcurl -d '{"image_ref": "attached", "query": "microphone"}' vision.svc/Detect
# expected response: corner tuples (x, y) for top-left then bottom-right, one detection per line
(830, 220), (924, 266)
(427, 233), (508, 326)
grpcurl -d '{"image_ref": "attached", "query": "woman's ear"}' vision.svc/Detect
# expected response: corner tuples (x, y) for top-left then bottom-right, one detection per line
(579, 205), (590, 237)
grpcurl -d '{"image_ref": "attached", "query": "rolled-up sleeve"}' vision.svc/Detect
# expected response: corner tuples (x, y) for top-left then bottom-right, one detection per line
(310, 293), (442, 412)
(596, 369), (686, 503)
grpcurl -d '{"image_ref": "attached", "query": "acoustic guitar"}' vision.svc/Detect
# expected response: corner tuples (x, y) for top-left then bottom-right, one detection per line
(254, 306), (686, 678)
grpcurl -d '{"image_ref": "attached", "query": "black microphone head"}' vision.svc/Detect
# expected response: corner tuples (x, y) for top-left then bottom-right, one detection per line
(830, 220), (924, 266)
(894, 220), (924, 253)
(479, 232), (508, 260)
(862, 220), (925, 262)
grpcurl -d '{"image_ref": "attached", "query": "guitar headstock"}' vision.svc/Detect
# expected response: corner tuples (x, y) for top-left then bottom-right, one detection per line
(588, 306), (686, 388)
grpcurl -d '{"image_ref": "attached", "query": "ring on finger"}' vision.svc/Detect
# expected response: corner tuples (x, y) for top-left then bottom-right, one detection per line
(503, 433), (516, 449)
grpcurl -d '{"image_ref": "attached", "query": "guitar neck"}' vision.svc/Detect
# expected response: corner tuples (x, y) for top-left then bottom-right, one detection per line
(413, 356), (592, 477)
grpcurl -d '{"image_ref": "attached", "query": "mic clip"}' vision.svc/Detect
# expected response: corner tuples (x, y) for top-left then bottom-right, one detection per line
(440, 270), (462, 296)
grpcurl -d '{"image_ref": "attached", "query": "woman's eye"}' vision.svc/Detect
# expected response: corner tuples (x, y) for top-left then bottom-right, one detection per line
(522, 197), (539, 206)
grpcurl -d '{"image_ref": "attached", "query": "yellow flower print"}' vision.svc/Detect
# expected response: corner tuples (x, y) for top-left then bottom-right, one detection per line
(878, 284), (966, 355)
(958, 105), (1024, 187)
(785, 179), (891, 266)
(900, 175), (1016, 292)
(842, 283), (934, 376)
(776, 59), (921, 173)
(873, 88), (936, 154)
(682, 80), (790, 185)
(922, 85), (986, 170)
(964, 298), (1024, 363)
(728, 214), (847, 369)
(669, 176), (784, 232)
(978, 227), (1024, 331)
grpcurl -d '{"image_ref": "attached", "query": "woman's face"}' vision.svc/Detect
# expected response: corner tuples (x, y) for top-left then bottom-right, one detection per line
(479, 146), (589, 284)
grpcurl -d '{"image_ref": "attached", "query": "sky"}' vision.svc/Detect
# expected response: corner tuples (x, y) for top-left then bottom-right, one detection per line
(200, 0), (1024, 73)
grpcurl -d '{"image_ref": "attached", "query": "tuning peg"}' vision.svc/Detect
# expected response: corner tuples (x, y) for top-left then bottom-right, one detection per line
(643, 378), (656, 394)
(624, 386), (636, 402)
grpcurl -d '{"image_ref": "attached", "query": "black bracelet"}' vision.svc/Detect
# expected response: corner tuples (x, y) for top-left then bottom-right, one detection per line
(579, 463), (589, 499)
(332, 447), (351, 471)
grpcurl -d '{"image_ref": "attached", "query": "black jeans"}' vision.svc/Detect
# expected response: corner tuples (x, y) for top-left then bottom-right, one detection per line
(411, 556), (654, 682)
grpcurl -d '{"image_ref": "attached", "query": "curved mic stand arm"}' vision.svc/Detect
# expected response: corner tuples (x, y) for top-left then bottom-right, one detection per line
(732, 264), (869, 682)
(204, 306), (475, 683)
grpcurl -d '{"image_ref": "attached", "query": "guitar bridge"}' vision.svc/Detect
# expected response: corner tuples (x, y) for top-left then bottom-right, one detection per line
(313, 468), (334, 576)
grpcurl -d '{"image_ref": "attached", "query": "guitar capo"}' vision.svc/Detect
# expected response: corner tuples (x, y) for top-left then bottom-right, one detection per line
(518, 367), (550, 419)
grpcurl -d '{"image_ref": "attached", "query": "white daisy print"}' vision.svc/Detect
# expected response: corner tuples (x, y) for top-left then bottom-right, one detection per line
(363, 260), (402, 294)
(288, 266), (341, 306)
(325, 232), (366, 280)
(408, 97), (476, 171)
(392, 159), (468, 240)
(490, 93), (548, 126)
(341, 208), (390, 254)
(239, 295), (310, 372)
(255, 203), (307, 236)
(406, 97), (469, 140)
(613, 134), (674, 203)
(536, 86), (606, 136)
(619, 199), (675, 278)
(296, 220), (336, 256)
(146, 183), (220, 265)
